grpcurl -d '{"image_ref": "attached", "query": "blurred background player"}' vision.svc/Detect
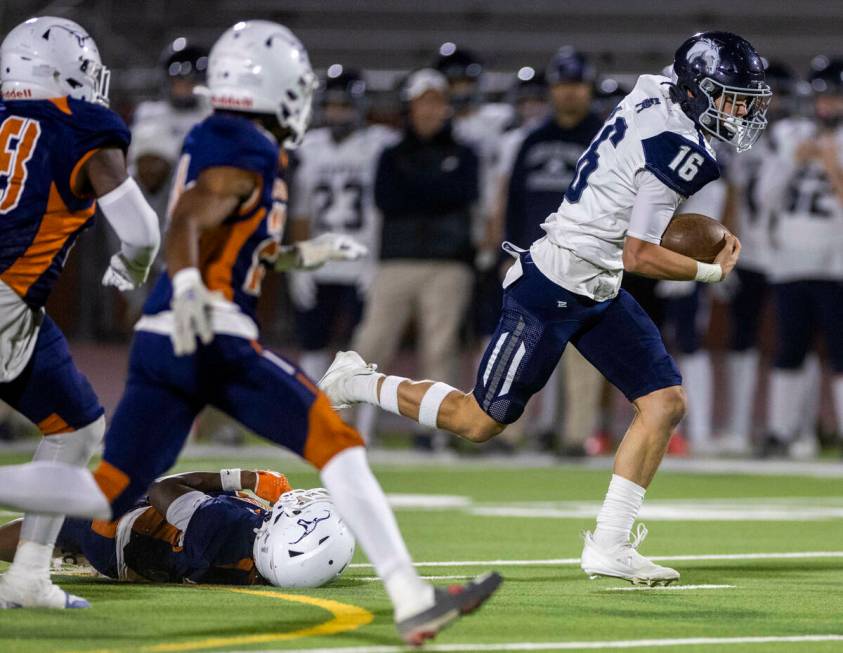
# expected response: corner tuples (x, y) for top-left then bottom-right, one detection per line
(0, 21), (500, 643)
(0, 16), (160, 608)
(132, 38), (210, 147)
(350, 69), (480, 450)
(756, 56), (843, 457)
(503, 47), (603, 455)
(720, 60), (799, 455)
(289, 66), (397, 382)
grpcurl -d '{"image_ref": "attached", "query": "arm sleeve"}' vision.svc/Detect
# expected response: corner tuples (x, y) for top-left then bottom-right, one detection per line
(627, 169), (683, 244)
(97, 177), (161, 264)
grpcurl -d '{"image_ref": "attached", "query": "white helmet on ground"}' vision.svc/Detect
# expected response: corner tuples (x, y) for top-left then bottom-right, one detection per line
(253, 488), (355, 588)
(204, 20), (317, 148)
(0, 16), (110, 105)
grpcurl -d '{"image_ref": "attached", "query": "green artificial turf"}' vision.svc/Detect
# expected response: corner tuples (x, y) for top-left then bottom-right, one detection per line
(1, 452), (842, 652)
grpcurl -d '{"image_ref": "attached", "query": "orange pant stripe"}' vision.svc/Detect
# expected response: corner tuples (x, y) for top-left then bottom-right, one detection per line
(37, 413), (73, 436)
(303, 391), (365, 469)
(92, 460), (130, 504)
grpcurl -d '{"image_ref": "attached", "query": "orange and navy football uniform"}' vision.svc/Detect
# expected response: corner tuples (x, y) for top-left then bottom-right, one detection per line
(0, 97), (130, 433)
(57, 492), (267, 584)
(96, 112), (362, 518)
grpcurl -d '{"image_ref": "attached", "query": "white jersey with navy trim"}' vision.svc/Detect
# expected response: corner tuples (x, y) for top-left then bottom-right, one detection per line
(291, 124), (397, 285)
(756, 118), (843, 282)
(725, 136), (771, 273)
(531, 74), (720, 301)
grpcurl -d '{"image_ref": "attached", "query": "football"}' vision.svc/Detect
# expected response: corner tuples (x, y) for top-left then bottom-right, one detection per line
(660, 213), (731, 264)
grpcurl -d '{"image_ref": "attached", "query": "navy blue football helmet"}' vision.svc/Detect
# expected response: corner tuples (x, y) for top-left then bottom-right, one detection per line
(546, 47), (596, 86)
(809, 56), (843, 126)
(319, 65), (367, 138)
(670, 31), (771, 152)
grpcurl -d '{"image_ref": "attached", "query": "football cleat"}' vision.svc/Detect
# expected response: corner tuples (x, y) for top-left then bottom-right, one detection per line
(581, 524), (679, 587)
(396, 572), (502, 647)
(318, 350), (379, 410)
(0, 575), (90, 609)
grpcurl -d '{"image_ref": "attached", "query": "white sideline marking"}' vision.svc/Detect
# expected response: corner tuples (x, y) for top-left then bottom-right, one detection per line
(386, 493), (471, 509)
(348, 550), (843, 569)
(603, 584), (736, 592)
(354, 574), (472, 582)
(234, 634), (843, 652)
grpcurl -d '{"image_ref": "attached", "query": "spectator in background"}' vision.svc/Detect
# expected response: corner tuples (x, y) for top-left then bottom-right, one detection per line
(288, 66), (397, 381)
(503, 47), (603, 455)
(351, 69), (479, 450)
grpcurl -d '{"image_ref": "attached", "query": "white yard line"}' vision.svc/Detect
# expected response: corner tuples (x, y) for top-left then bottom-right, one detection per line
(602, 584), (736, 592)
(232, 633), (843, 653)
(354, 574), (474, 582)
(348, 550), (843, 569)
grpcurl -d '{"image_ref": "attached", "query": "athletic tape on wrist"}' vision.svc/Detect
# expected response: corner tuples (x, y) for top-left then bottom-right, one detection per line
(379, 376), (408, 415)
(220, 468), (242, 492)
(418, 382), (456, 428)
(694, 262), (722, 283)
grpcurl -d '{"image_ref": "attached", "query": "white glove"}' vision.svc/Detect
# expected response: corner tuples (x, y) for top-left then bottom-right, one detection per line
(655, 279), (697, 299)
(170, 268), (214, 356)
(101, 252), (151, 292)
(295, 233), (369, 270)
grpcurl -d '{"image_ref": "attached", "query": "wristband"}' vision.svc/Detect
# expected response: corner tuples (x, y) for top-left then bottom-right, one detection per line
(220, 468), (242, 492)
(694, 262), (722, 283)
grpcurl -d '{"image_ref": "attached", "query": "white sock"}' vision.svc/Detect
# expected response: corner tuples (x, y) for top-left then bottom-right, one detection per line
(726, 350), (759, 442)
(679, 352), (713, 446)
(321, 447), (433, 620)
(592, 474), (646, 549)
(377, 375), (409, 416)
(3, 541), (53, 582)
(832, 377), (843, 437)
(299, 351), (331, 381)
(798, 354), (821, 439)
(349, 371), (384, 406)
(355, 403), (379, 445)
(377, 377), (456, 428)
(0, 462), (110, 520)
(767, 368), (804, 441)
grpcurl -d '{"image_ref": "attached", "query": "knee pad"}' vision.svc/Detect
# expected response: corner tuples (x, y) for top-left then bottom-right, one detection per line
(34, 415), (105, 467)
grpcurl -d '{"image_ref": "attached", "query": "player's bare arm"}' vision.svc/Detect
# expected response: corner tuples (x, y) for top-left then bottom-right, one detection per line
(622, 232), (740, 281)
(148, 469), (291, 515)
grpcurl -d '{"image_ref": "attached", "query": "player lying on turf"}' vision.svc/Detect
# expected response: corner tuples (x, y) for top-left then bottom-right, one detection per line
(0, 469), (357, 588)
(320, 31), (770, 587)
(0, 17), (160, 609)
(0, 19), (501, 645)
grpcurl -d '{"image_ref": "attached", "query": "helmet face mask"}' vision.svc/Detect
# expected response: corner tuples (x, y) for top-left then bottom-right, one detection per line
(253, 488), (355, 589)
(671, 31), (772, 153)
(697, 77), (771, 152)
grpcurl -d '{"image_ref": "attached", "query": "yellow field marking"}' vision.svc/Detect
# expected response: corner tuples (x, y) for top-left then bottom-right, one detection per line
(76, 588), (374, 653)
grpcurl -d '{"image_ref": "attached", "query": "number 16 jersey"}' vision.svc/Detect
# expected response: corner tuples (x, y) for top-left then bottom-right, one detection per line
(532, 74), (720, 301)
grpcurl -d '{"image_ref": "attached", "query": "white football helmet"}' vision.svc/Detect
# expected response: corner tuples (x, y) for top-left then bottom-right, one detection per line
(253, 488), (355, 588)
(0, 17), (110, 105)
(203, 20), (317, 148)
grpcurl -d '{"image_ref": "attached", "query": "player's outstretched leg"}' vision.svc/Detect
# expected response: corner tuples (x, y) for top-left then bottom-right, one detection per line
(319, 351), (506, 443)
(580, 386), (685, 586)
(0, 417), (105, 609)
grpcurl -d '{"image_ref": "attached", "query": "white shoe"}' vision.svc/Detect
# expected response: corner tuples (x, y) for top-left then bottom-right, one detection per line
(580, 524), (679, 587)
(0, 573), (90, 609)
(716, 433), (752, 456)
(318, 350), (379, 410)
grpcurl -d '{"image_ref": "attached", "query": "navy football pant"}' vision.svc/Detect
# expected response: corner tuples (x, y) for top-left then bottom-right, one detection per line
(729, 267), (768, 352)
(473, 253), (682, 424)
(772, 280), (843, 372)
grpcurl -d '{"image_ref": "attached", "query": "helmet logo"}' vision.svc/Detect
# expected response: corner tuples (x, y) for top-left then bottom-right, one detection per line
(42, 24), (91, 49)
(211, 95), (254, 109)
(289, 510), (331, 544)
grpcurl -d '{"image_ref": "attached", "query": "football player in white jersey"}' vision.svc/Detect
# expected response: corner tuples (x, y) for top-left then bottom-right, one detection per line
(321, 32), (769, 586)
(132, 39), (211, 147)
(755, 57), (843, 457)
(288, 67), (397, 381)
(721, 61), (799, 455)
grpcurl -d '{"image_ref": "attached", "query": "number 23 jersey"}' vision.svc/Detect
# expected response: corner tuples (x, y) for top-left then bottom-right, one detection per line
(533, 74), (719, 301)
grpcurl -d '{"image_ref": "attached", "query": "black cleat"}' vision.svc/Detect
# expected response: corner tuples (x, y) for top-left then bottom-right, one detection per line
(396, 572), (502, 647)
(757, 434), (790, 459)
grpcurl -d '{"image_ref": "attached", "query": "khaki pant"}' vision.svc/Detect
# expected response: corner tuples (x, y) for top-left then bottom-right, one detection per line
(353, 261), (473, 384)
(562, 347), (603, 445)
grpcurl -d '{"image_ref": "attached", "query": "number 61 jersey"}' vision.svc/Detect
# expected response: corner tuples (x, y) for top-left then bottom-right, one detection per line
(532, 73), (720, 301)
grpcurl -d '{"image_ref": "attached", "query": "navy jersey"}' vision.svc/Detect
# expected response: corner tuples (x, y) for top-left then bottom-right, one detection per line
(56, 492), (266, 584)
(505, 112), (603, 248)
(0, 98), (130, 308)
(143, 112), (287, 322)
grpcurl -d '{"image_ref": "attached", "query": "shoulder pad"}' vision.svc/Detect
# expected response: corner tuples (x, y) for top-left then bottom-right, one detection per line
(642, 130), (720, 197)
(66, 98), (131, 152)
(184, 114), (277, 176)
